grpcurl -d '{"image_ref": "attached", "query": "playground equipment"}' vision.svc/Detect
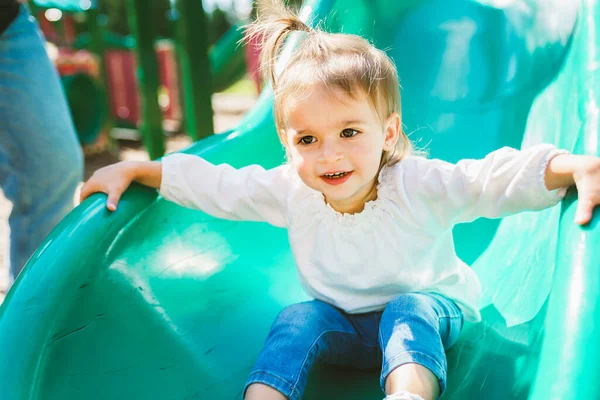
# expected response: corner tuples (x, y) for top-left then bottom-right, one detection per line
(73, 25), (248, 133)
(33, 1), (108, 146)
(35, 0), (250, 157)
(1, 0), (599, 398)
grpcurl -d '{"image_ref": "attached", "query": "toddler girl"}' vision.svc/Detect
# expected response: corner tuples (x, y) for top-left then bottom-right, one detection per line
(80, 1), (600, 399)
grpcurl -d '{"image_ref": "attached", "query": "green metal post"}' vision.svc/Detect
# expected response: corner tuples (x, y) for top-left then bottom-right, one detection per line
(173, 0), (215, 141)
(87, 8), (112, 139)
(87, 9), (106, 82)
(126, 0), (165, 159)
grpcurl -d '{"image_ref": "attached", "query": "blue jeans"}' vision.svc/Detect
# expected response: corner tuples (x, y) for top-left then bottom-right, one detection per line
(0, 6), (82, 286)
(244, 292), (464, 400)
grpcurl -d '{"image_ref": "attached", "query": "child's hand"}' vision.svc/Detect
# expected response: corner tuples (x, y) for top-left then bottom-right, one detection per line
(80, 161), (139, 211)
(572, 156), (600, 225)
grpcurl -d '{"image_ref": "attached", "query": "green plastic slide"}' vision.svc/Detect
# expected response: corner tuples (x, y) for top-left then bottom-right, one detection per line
(1, 0), (599, 398)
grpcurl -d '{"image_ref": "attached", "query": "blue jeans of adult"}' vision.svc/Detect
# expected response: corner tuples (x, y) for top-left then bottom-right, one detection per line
(244, 292), (464, 400)
(0, 5), (83, 287)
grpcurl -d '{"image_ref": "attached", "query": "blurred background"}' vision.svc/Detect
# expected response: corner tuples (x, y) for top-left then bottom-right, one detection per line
(0, 0), (302, 303)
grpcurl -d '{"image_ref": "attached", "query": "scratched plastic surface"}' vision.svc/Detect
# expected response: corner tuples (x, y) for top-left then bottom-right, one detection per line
(1, 0), (599, 399)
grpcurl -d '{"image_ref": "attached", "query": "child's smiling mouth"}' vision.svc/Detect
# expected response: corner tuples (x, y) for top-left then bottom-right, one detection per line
(320, 171), (353, 185)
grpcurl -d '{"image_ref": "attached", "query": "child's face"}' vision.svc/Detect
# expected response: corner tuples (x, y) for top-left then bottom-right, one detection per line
(282, 85), (400, 214)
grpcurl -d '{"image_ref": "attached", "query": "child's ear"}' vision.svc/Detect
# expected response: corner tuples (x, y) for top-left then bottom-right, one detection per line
(383, 113), (401, 151)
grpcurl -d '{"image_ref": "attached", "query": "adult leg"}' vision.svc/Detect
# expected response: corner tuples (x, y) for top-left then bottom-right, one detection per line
(0, 5), (83, 286)
(244, 300), (380, 400)
(379, 293), (463, 400)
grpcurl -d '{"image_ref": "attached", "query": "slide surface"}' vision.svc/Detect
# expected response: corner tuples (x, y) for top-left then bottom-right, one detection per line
(2, 0), (599, 399)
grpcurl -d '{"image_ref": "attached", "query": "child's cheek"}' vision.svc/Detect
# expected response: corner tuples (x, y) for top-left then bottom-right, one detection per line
(290, 147), (306, 167)
(291, 154), (317, 187)
(293, 156), (309, 176)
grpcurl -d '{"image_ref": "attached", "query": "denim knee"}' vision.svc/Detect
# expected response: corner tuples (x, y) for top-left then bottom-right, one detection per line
(378, 292), (463, 395)
(245, 301), (357, 400)
(382, 293), (440, 326)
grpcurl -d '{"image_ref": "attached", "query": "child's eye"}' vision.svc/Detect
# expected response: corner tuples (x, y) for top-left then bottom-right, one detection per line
(298, 136), (316, 145)
(341, 129), (359, 138)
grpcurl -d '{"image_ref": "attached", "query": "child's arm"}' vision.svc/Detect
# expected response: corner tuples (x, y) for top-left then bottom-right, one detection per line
(401, 144), (599, 228)
(80, 154), (291, 227)
(158, 154), (290, 227)
(545, 153), (600, 224)
(80, 160), (161, 211)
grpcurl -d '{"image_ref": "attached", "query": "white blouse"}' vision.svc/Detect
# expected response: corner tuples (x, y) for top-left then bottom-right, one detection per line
(159, 144), (567, 322)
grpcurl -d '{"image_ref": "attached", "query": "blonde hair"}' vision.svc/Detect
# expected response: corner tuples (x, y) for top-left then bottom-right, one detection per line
(246, 0), (414, 167)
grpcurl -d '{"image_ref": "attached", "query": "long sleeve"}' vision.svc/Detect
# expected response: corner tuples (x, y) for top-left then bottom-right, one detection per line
(398, 144), (569, 230)
(159, 153), (291, 227)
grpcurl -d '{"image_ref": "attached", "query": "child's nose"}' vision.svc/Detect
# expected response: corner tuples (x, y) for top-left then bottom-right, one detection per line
(320, 141), (343, 163)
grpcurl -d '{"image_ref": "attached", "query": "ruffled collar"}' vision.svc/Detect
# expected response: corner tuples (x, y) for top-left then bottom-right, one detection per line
(304, 164), (397, 226)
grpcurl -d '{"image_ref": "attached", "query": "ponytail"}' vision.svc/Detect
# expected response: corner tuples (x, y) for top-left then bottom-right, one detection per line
(244, 0), (312, 89)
